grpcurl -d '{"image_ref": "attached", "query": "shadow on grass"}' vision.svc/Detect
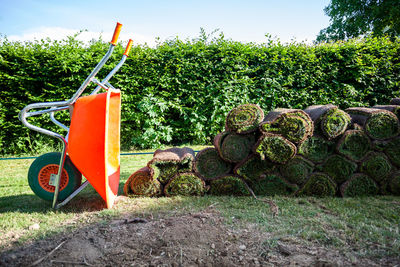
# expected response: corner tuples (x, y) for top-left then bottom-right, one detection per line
(0, 193), (107, 214)
(0, 181), (129, 214)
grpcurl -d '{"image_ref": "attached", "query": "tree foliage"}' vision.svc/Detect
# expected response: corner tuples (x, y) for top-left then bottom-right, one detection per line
(317, 0), (400, 42)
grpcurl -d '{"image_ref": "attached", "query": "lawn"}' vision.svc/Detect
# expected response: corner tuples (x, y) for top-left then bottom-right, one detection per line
(0, 147), (399, 264)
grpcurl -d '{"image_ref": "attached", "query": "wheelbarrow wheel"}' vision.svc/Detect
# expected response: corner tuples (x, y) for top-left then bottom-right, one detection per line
(28, 152), (82, 201)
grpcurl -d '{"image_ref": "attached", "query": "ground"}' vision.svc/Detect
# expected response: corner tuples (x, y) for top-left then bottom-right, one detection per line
(0, 198), (398, 267)
(1, 152), (400, 266)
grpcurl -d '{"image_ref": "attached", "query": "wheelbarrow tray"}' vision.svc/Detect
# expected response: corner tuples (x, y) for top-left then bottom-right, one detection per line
(68, 89), (121, 208)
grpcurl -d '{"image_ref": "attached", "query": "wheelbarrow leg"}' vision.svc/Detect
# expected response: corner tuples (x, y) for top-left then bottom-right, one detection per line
(51, 136), (68, 209)
(54, 181), (90, 209)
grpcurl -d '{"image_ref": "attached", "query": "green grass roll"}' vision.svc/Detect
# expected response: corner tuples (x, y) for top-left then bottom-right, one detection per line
(214, 131), (256, 163)
(225, 104), (264, 134)
(164, 173), (206, 197)
(148, 147), (195, 184)
(298, 136), (334, 163)
(149, 163), (179, 185)
(296, 172), (337, 197)
(260, 108), (313, 143)
(234, 154), (275, 183)
(194, 147), (232, 181)
(360, 152), (392, 184)
(336, 130), (371, 162)
(388, 171), (400, 195)
(340, 173), (379, 197)
(382, 137), (400, 167)
(373, 105), (400, 119)
(346, 107), (400, 140)
(321, 154), (358, 184)
(254, 133), (296, 164)
(208, 175), (250, 196)
(304, 104), (351, 140)
(279, 156), (314, 185)
(123, 167), (162, 197)
(250, 174), (298, 196)
(390, 98), (400, 105)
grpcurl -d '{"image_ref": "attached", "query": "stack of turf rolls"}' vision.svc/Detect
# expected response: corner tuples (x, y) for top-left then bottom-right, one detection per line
(124, 147), (206, 197)
(195, 104), (302, 196)
(125, 100), (400, 198)
(197, 101), (400, 197)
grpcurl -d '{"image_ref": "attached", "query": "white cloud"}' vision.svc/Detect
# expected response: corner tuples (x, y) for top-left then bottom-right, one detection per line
(6, 27), (158, 47)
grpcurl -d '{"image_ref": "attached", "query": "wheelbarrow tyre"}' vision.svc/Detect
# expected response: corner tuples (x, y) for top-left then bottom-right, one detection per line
(28, 152), (82, 202)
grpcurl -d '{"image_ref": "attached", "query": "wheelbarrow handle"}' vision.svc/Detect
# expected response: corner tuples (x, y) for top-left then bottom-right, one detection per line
(124, 39), (133, 56)
(90, 38), (133, 95)
(110, 22), (123, 46)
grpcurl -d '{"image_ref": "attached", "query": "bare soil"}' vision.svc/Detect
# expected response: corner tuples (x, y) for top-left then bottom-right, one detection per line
(0, 208), (395, 267)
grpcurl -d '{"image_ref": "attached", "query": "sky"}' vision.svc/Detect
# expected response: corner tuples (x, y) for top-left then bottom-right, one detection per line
(0, 0), (331, 46)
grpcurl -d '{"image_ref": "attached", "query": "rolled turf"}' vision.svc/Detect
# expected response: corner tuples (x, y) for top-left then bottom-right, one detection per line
(164, 172), (206, 197)
(249, 174), (298, 196)
(373, 105), (400, 119)
(336, 130), (371, 162)
(381, 137), (400, 167)
(387, 171), (400, 195)
(260, 108), (313, 143)
(297, 136), (334, 163)
(390, 98), (400, 105)
(279, 155), (314, 185)
(194, 147), (232, 181)
(340, 173), (379, 197)
(208, 175), (250, 196)
(296, 172), (337, 197)
(372, 140), (388, 152)
(253, 133), (297, 163)
(346, 107), (400, 140)
(214, 131), (256, 163)
(225, 104), (264, 134)
(304, 104), (351, 140)
(320, 154), (358, 185)
(147, 147), (195, 184)
(123, 167), (162, 197)
(234, 154), (275, 183)
(360, 152), (392, 184)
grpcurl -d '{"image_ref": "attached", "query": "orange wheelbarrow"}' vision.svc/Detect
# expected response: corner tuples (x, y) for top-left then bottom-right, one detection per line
(19, 23), (133, 209)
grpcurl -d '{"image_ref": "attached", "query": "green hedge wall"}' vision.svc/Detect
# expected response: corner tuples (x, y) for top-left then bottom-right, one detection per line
(0, 34), (399, 155)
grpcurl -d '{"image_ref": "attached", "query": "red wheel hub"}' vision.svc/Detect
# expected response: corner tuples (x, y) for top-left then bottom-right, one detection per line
(38, 164), (69, 192)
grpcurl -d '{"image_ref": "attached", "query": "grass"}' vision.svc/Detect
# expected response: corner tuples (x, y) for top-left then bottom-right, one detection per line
(216, 196), (400, 258)
(1, 146), (400, 260)
(0, 146), (208, 247)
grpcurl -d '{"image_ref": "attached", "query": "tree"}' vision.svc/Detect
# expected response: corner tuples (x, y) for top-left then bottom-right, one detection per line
(317, 0), (400, 42)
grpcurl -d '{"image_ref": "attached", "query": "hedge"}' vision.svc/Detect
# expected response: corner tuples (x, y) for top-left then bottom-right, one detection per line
(0, 34), (399, 155)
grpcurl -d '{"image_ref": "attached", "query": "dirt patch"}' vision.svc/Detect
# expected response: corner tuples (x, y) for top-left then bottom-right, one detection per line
(0, 210), (395, 266)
